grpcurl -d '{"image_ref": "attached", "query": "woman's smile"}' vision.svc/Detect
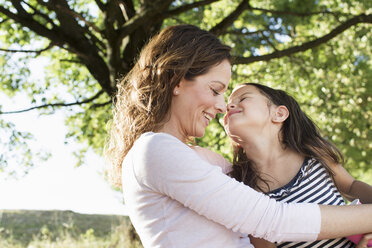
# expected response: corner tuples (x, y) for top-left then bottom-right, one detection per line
(202, 111), (214, 126)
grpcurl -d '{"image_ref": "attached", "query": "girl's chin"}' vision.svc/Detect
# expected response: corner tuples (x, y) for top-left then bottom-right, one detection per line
(226, 123), (244, 135)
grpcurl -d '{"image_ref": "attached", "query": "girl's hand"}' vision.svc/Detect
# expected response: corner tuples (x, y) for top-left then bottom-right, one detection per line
(356, 233), (372, 248)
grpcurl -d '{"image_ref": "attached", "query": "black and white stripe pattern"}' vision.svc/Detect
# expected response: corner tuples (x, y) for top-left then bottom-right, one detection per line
(268, 158), (355, 248)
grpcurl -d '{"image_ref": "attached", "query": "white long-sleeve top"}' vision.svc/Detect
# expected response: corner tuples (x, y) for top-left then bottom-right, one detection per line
(122, 132), (321, 248)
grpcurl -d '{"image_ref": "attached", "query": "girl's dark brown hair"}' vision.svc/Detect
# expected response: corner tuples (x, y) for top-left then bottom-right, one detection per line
(229, 83), (344, 193)
(106, 24), (231, 187)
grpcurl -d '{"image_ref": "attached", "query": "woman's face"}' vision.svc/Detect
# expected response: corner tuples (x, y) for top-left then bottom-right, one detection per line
(170, 59), (231, 138)
(224, 85), (272, 138)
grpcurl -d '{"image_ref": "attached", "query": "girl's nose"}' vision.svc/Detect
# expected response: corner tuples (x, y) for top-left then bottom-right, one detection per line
(227, 103), (236, 111)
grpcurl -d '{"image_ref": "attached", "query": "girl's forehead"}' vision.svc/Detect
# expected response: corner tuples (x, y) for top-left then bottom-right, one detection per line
(229, 85), (255, 100)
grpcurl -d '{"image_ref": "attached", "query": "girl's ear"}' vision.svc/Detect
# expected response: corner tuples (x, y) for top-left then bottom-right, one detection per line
(272, 105), (289, 123)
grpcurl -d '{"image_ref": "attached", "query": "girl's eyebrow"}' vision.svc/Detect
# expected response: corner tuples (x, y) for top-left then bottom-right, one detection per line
(239, 92), (253, 97)
(229, 92), (252, 102)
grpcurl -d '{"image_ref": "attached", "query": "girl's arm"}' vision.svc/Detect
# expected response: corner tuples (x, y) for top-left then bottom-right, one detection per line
(331, 163), (372, 203)
(356, 233), (372, 248)
(346, 180), (372, 204)
(249, 235), (277, 248)
(318, 204), (372, 239)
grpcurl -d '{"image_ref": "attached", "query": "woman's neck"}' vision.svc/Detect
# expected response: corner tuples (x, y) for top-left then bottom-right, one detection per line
(158, 118), (188, 144)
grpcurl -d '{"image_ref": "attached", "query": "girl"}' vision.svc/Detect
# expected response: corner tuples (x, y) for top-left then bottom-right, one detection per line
(224, 83), (372, 248)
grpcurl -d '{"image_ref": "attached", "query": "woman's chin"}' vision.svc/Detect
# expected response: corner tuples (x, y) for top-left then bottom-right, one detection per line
(195, 131), (205, 138)
(193, 128), (206, 138)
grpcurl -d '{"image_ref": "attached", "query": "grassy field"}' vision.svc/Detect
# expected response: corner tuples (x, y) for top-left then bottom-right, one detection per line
(0, 209), (143, 248)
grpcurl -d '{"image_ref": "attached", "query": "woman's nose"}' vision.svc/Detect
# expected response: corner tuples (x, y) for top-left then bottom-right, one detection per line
(215, 96), (227, 113)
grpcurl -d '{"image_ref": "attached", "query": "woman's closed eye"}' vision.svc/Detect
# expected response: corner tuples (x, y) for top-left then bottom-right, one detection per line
(210, 87), (220, 96)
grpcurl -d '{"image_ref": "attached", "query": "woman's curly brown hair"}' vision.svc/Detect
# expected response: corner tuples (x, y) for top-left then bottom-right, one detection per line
(105, 25), (231, 187)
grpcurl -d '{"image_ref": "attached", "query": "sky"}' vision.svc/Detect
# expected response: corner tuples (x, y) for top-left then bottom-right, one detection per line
(0, 57), (127, 216)
(0, 98), (127, 216)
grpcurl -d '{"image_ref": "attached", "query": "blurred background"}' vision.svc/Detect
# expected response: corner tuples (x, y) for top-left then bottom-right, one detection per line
(0, 0), (371, 247)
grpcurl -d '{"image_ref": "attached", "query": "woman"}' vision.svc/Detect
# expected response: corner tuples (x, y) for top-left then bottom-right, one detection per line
(106, 24), (372, 248)
(224, 83), (372, 248)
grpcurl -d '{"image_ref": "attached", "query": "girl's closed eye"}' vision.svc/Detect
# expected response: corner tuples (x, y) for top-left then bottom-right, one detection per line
(239, 97), (247, 102)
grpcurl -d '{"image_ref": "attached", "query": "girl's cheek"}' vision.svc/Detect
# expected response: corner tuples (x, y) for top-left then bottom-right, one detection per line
(223, 114), (228, 126)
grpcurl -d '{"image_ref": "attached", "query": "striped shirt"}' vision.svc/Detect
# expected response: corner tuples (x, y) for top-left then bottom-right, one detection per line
(268, 157), (355, 248)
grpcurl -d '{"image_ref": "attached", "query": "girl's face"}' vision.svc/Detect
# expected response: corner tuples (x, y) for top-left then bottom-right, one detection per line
(224, 85), (273, 138)
(170, 59), (231, 138)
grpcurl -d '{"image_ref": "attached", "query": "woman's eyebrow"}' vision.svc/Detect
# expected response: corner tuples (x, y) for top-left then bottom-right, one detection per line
(210, 80), (227, 90)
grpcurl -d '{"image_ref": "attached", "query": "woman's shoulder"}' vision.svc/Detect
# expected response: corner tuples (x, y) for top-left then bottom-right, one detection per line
(131, 132), (190, 159)
(136, 132), (182, 147)
(127, 132), (194, 175)
(140, 131), (178, 141)
(191, 146), (232, 174)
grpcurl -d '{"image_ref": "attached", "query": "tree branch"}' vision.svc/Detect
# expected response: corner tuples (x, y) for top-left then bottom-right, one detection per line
(117, 11), (146, 38)
(119, 0), (136, 21)
(0, 2), (98, 70)
(22, 0), (58, 28)
(225, 28), (262, 36)
(0, 4), (64, 46)
(249, 6), (344, 18)
(233, 14), (372, 64)
(54, 3), (102, 34)
(117, 0), (173, 40)
(59, 59), (83, 64)
(0, 17), (10, 25)
(89, 100), (112, 109)
(260, 30), (278, 51)
(209, 0), (250, 36)
(0, 42), (54, 55)
(11, 0), (113, 95)
(0, 90), (105, 114)
(225, 27), (289, 38)
(49, 2), (106, 50)
(163, 0), (220, 18)
(94, 0), (106, 11)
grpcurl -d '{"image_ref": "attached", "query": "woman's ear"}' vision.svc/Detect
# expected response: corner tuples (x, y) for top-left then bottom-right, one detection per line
(173, 82), (181, 96)
(173, 77), (187, 96)
(272, 105), (289, 123)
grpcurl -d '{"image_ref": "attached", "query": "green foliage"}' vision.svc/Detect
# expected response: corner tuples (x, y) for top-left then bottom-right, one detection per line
(198, 0), (371, 179)
(214, 22), (371, 175)
(0, 119), (51, 178)
(0, 0), (370, 180)
(196, 117), (233, 161)
(0, 209), (143, 248)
